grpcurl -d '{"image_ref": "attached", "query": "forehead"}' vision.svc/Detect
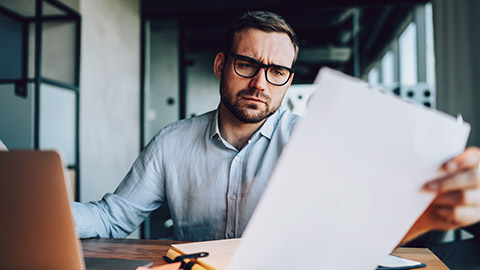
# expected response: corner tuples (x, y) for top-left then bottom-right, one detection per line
(231, 28), (296, 67)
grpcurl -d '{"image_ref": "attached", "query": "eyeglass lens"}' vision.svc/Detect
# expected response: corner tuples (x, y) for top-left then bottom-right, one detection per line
(234, 58), (290, 85)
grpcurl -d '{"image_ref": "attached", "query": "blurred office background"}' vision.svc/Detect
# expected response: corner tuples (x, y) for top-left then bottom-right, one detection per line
(1, 0), (479, 240)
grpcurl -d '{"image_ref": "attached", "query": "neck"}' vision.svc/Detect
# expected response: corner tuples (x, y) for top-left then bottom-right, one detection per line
(218, 104), (266, 150)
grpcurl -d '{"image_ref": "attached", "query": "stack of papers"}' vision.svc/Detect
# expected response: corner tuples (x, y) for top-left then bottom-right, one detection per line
(228, 68), (470, 269)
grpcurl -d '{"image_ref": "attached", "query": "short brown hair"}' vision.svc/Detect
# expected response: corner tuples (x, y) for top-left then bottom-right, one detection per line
(225, 11), (299, 63)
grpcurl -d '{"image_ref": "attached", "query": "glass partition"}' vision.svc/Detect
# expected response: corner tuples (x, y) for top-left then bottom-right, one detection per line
(0, 83), (34, 149)
(39, 83), (76, 166)
(0, 13), (23, 80)
(0, 0), (80, 200)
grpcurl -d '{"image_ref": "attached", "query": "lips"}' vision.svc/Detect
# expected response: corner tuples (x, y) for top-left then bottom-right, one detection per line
(241, 96), (266, 104)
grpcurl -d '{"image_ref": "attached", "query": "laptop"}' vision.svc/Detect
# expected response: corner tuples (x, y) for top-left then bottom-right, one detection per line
(0, 151), (152, 269)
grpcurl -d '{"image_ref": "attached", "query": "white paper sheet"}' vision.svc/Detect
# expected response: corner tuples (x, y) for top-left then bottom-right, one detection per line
(379, 255), (422, 268)
(228, 68), (470, 270)
(0, 140), (7, 151)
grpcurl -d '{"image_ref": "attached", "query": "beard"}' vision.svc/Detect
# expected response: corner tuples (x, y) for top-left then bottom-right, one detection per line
(219, 76), (282, 124)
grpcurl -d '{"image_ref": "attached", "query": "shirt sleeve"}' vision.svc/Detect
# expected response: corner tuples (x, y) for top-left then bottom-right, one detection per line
(71, 135), (165, 238)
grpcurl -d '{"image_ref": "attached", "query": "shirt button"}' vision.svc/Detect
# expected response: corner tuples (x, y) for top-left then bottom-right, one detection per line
(228, 232), (234, 238)
(229, 193), (236, 200)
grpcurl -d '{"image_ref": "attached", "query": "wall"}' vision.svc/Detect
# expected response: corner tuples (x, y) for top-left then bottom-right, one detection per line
(186, 51), (220, 118)
(145, 21), (220, 144)
(79, 0), (140, 212)
(144, 19), (179, 143)
(433, 0), (480, 146)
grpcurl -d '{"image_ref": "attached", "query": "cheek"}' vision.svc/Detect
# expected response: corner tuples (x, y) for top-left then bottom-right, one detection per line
(221, 76), (240, 99)
(270, 88), (288, 105)
(224, 76), (249, 95)
(224, 64), (241, 83)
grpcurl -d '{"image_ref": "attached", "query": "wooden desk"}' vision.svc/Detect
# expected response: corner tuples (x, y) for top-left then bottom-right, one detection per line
(82, 238), (449, 269)
(391, 247), (449, 270)
(82, 238), (182, 266)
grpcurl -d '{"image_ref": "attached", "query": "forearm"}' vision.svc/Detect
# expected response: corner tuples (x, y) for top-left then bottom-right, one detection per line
(71, 135), (166, 239)
(71, 193), (154, 239)
(71, 201), (109, 238)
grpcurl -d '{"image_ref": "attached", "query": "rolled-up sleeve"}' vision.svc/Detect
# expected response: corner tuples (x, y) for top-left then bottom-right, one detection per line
(71, 136), (165, 238)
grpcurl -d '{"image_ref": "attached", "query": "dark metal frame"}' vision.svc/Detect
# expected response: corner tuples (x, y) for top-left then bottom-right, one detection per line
(178, 19), (187, 120)
(352, 9), (360, 77)
(0, 0), (81, 201)
(139, 4), (148, 239)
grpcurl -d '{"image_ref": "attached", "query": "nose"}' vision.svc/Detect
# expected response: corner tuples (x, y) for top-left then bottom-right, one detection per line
(248, 68), (268, 91)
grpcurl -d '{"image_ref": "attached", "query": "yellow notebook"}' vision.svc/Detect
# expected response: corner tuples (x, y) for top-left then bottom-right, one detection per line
(164, 239), (240, 270)
(164, 238), (425, 270)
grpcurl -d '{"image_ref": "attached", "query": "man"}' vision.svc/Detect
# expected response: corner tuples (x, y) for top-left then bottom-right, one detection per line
(73, 11), (480, 246)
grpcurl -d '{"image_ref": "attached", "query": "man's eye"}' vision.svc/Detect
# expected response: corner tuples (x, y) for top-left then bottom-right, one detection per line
(270, 68), (287, 77)
(237, 62), (253, 69)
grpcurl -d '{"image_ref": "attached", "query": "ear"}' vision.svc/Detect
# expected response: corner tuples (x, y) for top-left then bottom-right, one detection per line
(213, 52), (226, 79)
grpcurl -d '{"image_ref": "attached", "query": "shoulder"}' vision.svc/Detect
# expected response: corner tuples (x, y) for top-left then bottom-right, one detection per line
(153, 110), (215, 143)
(275, 108), (301, 132)
(140, 110), (215, 160)
(268, 108), (301, 145)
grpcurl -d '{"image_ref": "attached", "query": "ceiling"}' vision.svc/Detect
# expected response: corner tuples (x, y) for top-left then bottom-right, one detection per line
(144, 0), (428, 84)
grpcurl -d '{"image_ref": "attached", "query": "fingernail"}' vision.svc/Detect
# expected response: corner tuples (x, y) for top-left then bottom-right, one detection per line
(446, 161), (458, 173)
(425, 181), (439, 191)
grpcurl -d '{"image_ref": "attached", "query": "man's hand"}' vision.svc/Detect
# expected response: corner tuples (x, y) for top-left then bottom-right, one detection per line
(403, 147), (480, 243)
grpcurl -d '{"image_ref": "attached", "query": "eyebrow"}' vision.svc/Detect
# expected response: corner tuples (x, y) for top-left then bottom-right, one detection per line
(235, 53), (292, 69)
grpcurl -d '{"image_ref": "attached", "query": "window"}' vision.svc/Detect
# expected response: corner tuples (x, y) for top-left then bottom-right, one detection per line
(381, 51), (394, 85)
(364, 4), (435, 108)
(368, 67), (380, 85)
(425, 3), (436, 87)
(399, 22), (418, 85)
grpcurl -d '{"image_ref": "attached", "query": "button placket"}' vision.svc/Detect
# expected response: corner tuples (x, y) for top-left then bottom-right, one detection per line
(225, 153), (241, 239)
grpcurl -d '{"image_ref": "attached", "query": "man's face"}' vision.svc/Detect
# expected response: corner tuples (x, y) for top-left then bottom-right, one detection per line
(215, 28), (296, 123)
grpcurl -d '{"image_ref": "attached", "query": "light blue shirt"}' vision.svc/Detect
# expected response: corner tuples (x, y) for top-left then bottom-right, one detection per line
(72, 108), (299, 241)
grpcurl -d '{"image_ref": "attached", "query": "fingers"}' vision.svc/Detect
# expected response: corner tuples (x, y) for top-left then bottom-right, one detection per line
(424, 169), (480, 193)
(442, 147), (480, 173)
(424, 147), (480, 192)
(433, 189), (480, 206)
(434, 205), (480, 227)
(419, 147), (480, 232)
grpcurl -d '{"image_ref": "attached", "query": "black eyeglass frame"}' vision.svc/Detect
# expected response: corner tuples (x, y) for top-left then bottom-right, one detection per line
(227, 52), (295, 86)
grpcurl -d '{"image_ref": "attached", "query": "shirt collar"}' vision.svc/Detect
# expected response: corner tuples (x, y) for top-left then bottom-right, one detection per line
(209, 110), (221, 140)
(209, 108), (279, 141)
(258, 109), (278, 140)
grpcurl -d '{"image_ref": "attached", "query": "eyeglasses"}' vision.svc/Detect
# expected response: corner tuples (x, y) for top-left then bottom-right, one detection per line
(227, 52), (295, 86)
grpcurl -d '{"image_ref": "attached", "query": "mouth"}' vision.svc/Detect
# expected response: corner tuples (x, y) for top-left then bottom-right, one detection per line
(241, 96), (266, 104)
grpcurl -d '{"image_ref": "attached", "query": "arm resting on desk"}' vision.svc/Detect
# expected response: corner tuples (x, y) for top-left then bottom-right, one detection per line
(72, 136), (166, 239)
(72, 194), (157, 238)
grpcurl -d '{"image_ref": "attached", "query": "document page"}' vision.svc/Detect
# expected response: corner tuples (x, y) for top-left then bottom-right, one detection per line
(0, 140), (7, 151)
(228, 68), (470, 270)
